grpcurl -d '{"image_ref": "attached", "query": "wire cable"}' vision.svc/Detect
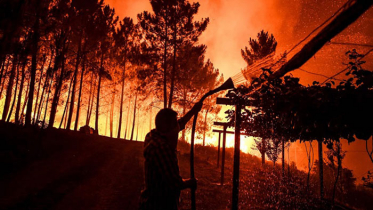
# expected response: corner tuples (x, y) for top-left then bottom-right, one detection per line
(298, 68), (343, 81)
(321, 48), (373, 85)
(233, 0), (354, 85)
(328, 41), (373, 48)
(286, 0), (352, 56)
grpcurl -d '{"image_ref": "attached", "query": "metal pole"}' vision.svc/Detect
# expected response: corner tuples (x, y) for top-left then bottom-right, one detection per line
(232, 103), (241, 210)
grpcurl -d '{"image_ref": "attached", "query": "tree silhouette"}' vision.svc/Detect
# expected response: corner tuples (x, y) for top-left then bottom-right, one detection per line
(47, 0), (75, 128)
(241, 30), (277, 66)
(167, 0), (209, 108)
(25, 0), (50, 126)
(93, 5), (117, 133)
(113, 17), (136, 138)
(74, 0), (105, 131)
(138, 0), (209, 109)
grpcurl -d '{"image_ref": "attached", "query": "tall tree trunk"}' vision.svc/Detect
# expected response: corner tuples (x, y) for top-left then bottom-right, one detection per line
(136, 106), (139, 141)
(163, 4), (168, 109)
(117, 64), (126, 138)
(203, 109), (209, 146)
(318, 139), (324, 199)
(87, 77), (96, 126)
(48, 47), (66, 128)
(124, 96), (131, 140)
(149, 105), (152, 131)
(63, 102), (69, 129)
(36, 50), (54, 123)
(130, 93), (137, 141)
(0, 55), (5, 84)
(42, 74), (54, 128)
(0, 57), (11, 100)
(86, 70), (95, 126)
(7, 61), (20, 122)
(168, 22), (177, 109)
(20, 78), (30, 124)
(25, 5), (40, 126)
(74, 54), (86, 131)
(181, 88), (186, 141)
(105, 109), (109, 136)
(59, 75), (74, 129)
(66, 37), (82, 130)
(95, 51), (104, 133)
(36, 69), (52, 125)
(261, 138), (266, 166)
(15, 60), (27, 124)
(32, 55), (47, 124)
(95, 74), (101, 133)
(0, 55), (4, 71)
(2, 54), (18, 120)
(0, 55), (9, 100)
(109, 87), (115, 138)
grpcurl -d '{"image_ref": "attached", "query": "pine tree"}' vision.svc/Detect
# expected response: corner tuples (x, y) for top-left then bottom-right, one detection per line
(241, 30), (277, 66)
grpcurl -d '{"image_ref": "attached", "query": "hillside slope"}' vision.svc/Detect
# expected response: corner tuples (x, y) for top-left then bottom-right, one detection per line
(1, 122), (372, 210)
(0, 123), (143, 210)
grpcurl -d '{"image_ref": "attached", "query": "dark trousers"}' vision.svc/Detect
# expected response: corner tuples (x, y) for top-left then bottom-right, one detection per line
(139, 189), (180, 210)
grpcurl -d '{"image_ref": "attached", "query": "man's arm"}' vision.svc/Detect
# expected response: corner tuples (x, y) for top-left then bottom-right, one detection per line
(178, 101), (203, 131)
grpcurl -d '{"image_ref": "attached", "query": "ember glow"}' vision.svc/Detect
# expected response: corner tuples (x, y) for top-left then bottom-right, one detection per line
(104, 0), (373, 182)
(1, 1), (373, 208)
(0, 0), (371, 176)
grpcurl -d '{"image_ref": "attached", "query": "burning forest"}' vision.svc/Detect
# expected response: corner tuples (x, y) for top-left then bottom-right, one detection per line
(1, 0), (373, 209)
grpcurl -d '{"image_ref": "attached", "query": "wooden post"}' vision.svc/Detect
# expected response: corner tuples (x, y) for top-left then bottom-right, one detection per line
(190, 113), (198, 210)
(217, 132), (221, 168)
(232, 102), (242, 210)
(213, 122), (230, 185)
(213, 128), (247, 184)
(318, 139), (324, 200)
(221, 125), (227, 185)
(282, 139), (285, 176)
(216, 98), (251, 210)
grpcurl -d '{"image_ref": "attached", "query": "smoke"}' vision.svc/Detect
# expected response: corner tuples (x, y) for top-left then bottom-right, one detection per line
(105, 0), (372, 83)
(104, 0), (373, 182)
(194, 0), (303, 78)
(105, 0), (304, 78)
(105, 0), (152, 22)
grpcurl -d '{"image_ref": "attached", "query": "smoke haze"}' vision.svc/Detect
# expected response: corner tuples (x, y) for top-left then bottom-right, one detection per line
(105, 0), (373, 183)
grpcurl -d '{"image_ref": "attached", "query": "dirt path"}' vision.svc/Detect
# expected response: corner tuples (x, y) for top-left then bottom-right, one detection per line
(0, 131), (144, 210)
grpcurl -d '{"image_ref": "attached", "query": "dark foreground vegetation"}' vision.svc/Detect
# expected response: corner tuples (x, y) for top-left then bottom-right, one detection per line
(177, 140), (373, 210)
(0, 121), (143, 210)
(1, 122), (372, 210)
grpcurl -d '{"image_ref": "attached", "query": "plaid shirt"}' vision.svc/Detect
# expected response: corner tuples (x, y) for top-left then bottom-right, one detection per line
(140, 119), (187, 210)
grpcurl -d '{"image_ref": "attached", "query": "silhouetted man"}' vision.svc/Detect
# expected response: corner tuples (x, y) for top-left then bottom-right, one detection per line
(140, 102), (202, 210)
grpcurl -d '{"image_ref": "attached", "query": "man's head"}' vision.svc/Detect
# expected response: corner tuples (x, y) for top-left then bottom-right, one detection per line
(155, 108), (180, 147)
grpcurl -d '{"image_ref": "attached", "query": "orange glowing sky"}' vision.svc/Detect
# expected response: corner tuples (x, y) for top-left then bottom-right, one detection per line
(105, 0), (373, 183)
(107, 0), (373, 84)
